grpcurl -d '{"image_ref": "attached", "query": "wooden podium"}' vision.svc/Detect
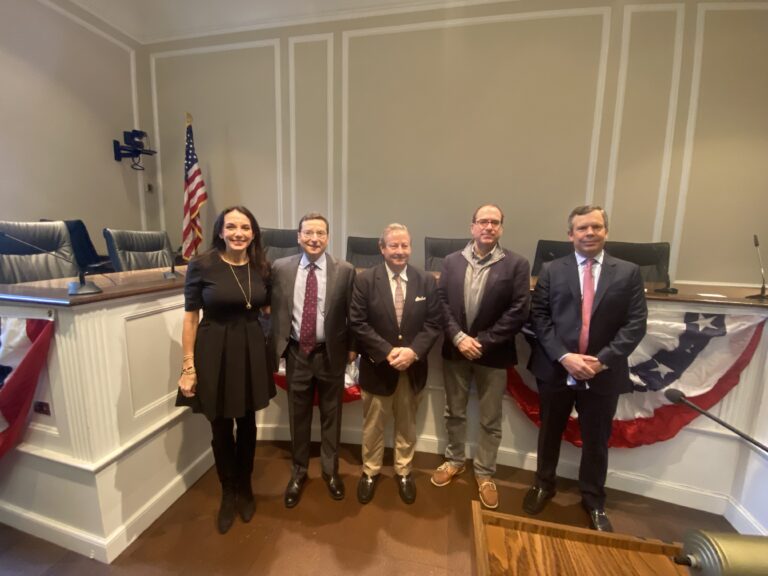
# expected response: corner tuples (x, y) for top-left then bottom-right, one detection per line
(472, 502), (686, 575)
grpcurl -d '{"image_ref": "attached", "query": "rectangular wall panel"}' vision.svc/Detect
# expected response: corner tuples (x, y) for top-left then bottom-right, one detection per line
(676, 8), (768, 283)
(153, 44), (280, 247)
(608, 8), (680, 242)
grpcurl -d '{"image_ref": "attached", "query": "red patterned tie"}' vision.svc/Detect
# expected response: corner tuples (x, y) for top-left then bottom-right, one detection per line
(299, 263), (317, 355)
(578, 258), (594, 354)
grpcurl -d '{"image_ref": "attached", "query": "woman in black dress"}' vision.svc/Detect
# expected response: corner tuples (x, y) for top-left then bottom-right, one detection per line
(177, 206), (275, 534)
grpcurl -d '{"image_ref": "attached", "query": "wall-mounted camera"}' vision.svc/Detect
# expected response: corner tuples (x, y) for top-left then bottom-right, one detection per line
(113, 130), (157, 171)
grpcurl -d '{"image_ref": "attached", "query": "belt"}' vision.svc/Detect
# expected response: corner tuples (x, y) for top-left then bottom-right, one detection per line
(289, 338), (327, 355)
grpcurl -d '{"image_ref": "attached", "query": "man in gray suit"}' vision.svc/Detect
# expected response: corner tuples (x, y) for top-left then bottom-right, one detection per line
(270, 212), (356, 508)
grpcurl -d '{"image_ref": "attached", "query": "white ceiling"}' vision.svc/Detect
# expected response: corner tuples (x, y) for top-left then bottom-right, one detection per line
(69, 0), (503, 44)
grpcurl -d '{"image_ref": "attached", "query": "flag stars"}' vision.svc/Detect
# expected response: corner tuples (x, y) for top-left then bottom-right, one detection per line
(649, 360), (675, 378)
(692, 314), (717, 332)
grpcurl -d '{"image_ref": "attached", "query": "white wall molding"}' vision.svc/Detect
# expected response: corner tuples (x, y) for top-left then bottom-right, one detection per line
(288, 34), (335, 237)
(341, 8), (611, 249)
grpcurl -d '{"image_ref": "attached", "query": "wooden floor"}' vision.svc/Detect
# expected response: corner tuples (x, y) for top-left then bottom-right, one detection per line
(0, 441), (734, 576)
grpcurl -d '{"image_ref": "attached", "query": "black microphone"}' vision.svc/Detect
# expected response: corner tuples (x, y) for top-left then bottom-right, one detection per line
(163, 247), (182, 280)
(0, 230), (102, 296)
(746, 234), (767, 300)
(664, 388), (768, 454)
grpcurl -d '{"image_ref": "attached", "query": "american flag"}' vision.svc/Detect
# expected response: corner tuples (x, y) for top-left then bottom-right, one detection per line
(182, 124), (208, 260)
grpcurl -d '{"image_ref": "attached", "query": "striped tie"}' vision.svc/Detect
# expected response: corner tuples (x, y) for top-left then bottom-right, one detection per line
(394, 274), (404, 327)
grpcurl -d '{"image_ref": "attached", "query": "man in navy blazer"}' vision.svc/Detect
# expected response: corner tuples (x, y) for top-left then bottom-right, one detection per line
(350, 223), (442, 504)
(524, 205), (647, 532)
(431, 204), (531, 509)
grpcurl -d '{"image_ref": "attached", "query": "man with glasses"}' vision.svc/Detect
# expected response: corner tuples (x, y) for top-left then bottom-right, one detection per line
(431, 204), (530, 509)
(350, 223), (442, 505)
(523, 205), (646, 531)
(270, 212), (356, 508)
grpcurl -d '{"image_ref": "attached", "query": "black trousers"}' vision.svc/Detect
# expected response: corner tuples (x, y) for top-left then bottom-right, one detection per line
(285, 342), (344, 478)
(534, 380), (619, 510)
(210, 411), (257, 493)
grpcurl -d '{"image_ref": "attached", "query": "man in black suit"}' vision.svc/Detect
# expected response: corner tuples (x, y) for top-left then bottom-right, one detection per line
(270, 213), (356, 508)
(524, 205), (647, 531)
(350, 223), (442, 504)
(431, 204), (531, 509)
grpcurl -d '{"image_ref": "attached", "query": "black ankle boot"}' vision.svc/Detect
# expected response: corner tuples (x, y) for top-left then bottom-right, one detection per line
(217, 488), (236, 534)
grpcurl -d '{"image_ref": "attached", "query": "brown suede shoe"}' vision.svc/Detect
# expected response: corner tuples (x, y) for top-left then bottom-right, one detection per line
(430, 462), (465, 487)
(476, 476), (499, 509)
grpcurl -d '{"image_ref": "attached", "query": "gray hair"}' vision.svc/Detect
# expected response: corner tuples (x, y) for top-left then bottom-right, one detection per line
(379, 223), (410, 248)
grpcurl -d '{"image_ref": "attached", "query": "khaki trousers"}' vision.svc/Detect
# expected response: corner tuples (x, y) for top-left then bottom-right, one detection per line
(361, 373), (422, 476)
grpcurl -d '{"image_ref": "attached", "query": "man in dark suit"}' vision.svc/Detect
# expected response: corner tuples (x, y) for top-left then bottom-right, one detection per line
(524, 205), (647, 531)
(431, 204), (530, 510)
(270, 212), (356, 508)
(350, 223), (442, 505)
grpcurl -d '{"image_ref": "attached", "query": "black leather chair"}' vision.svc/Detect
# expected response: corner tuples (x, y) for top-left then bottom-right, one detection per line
(0, 220), (79, 284)
(424, 237), (470, 272)
(346, 236), (383, 269)
(261, 227), (300, 262)
(531, 240), (573, 276)
(604, 241), (671, 283)
(531, 238), (671, 283)
(103, 229), (174, 272)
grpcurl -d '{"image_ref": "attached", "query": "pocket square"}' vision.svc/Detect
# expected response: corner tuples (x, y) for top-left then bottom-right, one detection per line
(414, 296), (427, 302)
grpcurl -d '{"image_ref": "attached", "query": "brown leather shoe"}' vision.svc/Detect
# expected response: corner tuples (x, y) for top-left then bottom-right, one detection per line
(430, 462), (465, 487)
(476, 476), (499, 509)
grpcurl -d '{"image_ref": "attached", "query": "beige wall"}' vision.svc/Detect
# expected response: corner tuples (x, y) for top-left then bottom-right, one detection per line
(0, 0), (146, 252)
(4, 0), (768, 283)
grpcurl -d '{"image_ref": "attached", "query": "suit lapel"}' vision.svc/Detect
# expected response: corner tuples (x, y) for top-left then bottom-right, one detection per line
(592, 254), (616, 312)
(375, 264), (398, 328)
(564, 256), (581, 304)
(324, 253), (336, 317)
(286, 254), (301, 297)
(400, 267), (417, 332)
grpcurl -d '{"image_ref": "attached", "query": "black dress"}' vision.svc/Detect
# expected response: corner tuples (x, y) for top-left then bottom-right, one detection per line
(176, 251), (276, 420)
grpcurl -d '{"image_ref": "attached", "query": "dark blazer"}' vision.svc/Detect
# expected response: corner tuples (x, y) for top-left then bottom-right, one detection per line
(527, 252), (647, 395)
(350, 263), (442, 396)
(439, 248), (531, 369)
(270, 252), (355, 377)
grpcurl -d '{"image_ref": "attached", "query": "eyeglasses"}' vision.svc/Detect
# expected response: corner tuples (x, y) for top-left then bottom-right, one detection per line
(300, 230), (328, 239)
(384, 243), (410, 250)
(473, 219), (502, 228)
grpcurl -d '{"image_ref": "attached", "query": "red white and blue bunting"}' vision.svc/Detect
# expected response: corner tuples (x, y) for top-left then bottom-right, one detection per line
(507, 312), (766, 448)
(0, 317), (54, 460)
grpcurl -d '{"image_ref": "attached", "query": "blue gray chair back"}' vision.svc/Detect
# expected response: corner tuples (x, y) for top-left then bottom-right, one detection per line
(0, 220), (79, 284)
(261, 227), (300, 262)
(346, 236), (383, 269)
(424, 237), (470, 272)
(103, 228), (174, 272)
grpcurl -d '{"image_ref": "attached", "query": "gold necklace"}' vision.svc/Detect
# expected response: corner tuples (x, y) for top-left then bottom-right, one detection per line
(227, 261), (252, 310)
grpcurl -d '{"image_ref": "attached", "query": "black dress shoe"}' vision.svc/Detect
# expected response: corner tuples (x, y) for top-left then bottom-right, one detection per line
(284, 476), (306, 509)
(217, 489), (236, 534)
(522, 486), (555, 515)
(396, 474), (416, 505)
(357, 473), (379, 504)
(586, 508), (614, 532)
(322, 473), (345, 500)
